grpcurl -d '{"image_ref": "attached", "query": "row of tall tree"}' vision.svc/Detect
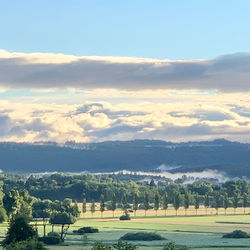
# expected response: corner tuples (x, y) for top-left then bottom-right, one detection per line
(82, 190), (249, 217)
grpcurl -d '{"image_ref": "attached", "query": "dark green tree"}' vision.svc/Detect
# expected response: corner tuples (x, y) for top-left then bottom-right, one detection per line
(132, 193), (138, 217)
(243, 192), (248, 214)
(91, 200), (95, 217)
(100, 194), (105, 218)
(194, 193), (200, 215)
(184, 192), (190, 216)
(233, 191), (239, 214)
(3, 216), (37, 247)
(32, 200), (51, 237)
(204, 193), (209, 215)
(0, 207), (8, 223)
(111, 193), (116, 217)
(223, 192), (229, 215)
(214, 192), (221, 215)
(49, 212), (76, 241)
(82, 198), (87, 216)
(173, 191), (181, 216)
(154, 192), (160, 216)
(162, 193), (168, 216)
(143, 192), (150, 216)
(121, 194), (128, 214)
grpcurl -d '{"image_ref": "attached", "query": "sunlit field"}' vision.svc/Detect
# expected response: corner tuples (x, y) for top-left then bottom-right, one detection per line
(2, 207), (250, 249)
(79, 203), (250, 218)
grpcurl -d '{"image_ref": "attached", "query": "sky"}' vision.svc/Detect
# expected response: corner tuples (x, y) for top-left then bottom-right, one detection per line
(0, 1), (250, 143)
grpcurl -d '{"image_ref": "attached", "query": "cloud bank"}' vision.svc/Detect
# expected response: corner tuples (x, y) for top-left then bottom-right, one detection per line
(1, 50), (250, 92)
(1, 100), (250, 143)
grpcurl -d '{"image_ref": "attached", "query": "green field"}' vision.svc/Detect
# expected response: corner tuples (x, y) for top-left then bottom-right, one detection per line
(2, 214), (250, 249)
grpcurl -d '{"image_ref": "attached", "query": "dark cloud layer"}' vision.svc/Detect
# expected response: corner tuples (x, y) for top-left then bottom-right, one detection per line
(1, 51), (250, 92)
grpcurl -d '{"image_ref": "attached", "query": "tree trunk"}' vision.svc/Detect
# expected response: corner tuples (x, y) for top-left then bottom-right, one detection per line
(165, 209), (166, 216)
(244, 207), (246, 214)
(52, 224), (54, 232)
(61, 224), (65, 241)
(43, 218), (46, 237)
(145, 210), (146, 216)
(113, 210), (115, 217)
(185, 209), (187, 216)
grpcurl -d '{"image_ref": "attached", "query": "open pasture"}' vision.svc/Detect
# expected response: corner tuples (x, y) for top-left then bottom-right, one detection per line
(2, 213), (250, 249)
(62, 214), (250, 249)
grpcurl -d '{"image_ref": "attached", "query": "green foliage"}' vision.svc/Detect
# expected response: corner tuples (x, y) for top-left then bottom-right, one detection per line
(119, 212), (131, 220)
(120, 232), (165, 241)
(5, 239), (47, 250)
(154, 192), (160, 211)
(194, 193), (199, 210)
(73, 226), (99, 234)
(91, 241), (112, 250)
(121, 194), (128, 212)
(204, 193), (209, 208)
(143, 192), (149, 212)
(132, 193), (138, 212)
(162, 193), (168, 210)
(38, 231), (61, 245)
(100, 194), (105, 214)
(3, 216), (37, 246)
(233, 191), (239, 209)
(49, 211), (76, 225)
(111, 193), (117, 213)
(82, 198), (87, 213)
(222, 230), (250, 238)
(163, 241), (189, 250)
(214, 191), (221, 210)
(0, 206), (8, 222)
(243, 192), (248, 208)
(223, 193), (229, 210)
(91, 200), (96, 215)
(113, 240), (136, 250)
(173, 191), (181, 212)
(184, 192), (189, 210)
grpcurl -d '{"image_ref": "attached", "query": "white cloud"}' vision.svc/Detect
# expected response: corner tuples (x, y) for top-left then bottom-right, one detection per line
(0, 100), (250, 143)
(1, 50), (250, 92)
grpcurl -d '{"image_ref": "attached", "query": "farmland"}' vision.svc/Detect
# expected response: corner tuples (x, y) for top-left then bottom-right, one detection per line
(54, 212), (250, 249)
(2, 207), (250, 249)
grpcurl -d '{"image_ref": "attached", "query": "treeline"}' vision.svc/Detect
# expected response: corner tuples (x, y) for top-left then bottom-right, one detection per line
(1, 173), (249, 204)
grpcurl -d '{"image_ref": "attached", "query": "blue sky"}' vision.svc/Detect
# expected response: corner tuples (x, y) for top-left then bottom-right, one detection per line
(1, 0), (250, 59)
(1, 1), (250, 143)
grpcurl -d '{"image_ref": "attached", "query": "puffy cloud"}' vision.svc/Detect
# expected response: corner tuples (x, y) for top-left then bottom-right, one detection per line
(1, 50), (250, 92)
(0, 100), (250, 143)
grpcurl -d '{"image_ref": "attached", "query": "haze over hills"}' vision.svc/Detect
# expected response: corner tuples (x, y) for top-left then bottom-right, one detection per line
(0, 139), (250, 178)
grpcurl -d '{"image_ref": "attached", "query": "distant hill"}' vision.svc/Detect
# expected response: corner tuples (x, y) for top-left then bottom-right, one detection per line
(0, 139), (250, 177)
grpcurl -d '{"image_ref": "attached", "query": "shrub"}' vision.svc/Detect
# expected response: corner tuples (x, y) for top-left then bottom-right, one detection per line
(222, 230), (250, 238)
(38, 232), (61, 245)
(163, 241), (189, 250)
(5, 239), (47, 250)
(73, 226), (99, 234)
(120, 232), (165, 241)
(0, 207), (8, 222)
(113, 240), (136, 250)
(119, 213), (131, 221)
(91, 241), (112, 250)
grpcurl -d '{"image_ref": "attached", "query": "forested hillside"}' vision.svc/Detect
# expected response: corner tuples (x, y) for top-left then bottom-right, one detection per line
(0, 139), (250, 177)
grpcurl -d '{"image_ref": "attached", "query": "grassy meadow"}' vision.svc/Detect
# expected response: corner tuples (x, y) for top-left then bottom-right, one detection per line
(2, 206), (250, 249)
